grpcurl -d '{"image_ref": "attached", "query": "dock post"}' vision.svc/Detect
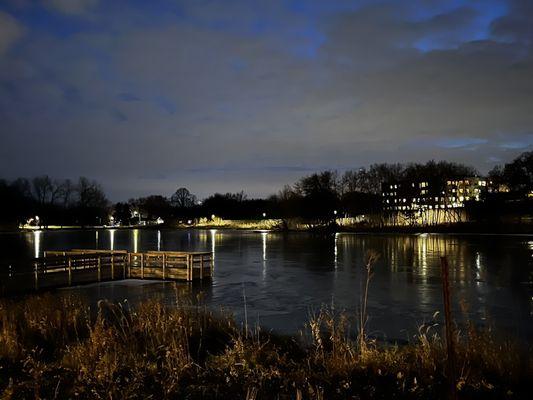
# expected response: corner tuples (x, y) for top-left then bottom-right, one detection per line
(68, 258), (72, 286)
(187, 254), (192, 281)
(97, 256), (101, 282)
(162, 254), (166, 280)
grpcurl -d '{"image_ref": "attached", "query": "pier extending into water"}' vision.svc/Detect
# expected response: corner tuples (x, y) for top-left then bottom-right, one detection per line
(0, 249), (213, 296)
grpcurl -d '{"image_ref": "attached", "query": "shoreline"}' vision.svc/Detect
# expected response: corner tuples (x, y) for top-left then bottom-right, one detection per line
(7, 222), (533, 236)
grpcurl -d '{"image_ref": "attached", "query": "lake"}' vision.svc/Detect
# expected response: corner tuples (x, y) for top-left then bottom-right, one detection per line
(1, 229), (532, 341)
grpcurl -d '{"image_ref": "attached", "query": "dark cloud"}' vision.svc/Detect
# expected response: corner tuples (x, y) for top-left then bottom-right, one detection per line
(0, 10), (24, 54)
(0, 0), (531, 200)
(44, 0), (99, 15)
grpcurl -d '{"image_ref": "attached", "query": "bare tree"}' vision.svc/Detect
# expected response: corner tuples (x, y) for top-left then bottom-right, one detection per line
(32, 175), (53, 204)
(77, 177), (108, 209)
(171, 187), (197, 208)
(58, 179), (75, 207)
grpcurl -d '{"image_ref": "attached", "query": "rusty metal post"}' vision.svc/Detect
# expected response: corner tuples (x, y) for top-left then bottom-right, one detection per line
(111, 254), (115, 280)
(97, 256), (101, 282)
(34, 261), (39, 290)
(68, 258), (72, 286)
(440, 256), (457, 400)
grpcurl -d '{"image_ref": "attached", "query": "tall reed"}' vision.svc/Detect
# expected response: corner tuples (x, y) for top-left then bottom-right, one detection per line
(0, 293), (530, 399)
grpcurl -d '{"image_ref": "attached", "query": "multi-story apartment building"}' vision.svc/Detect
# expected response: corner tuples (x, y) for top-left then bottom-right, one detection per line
(382, 177), (493, 212)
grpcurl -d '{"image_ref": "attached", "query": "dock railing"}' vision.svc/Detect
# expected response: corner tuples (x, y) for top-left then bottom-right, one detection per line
(0, 249), (213, 296)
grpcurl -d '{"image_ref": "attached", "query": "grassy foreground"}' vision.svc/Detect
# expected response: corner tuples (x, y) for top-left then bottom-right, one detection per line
(0, 294), (531, 400)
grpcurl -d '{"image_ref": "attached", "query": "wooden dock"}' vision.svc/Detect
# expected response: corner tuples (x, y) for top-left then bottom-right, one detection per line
(0, 249), (213, 296)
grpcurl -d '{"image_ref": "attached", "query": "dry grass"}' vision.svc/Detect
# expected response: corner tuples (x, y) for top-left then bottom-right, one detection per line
(0, 294), (531, 399)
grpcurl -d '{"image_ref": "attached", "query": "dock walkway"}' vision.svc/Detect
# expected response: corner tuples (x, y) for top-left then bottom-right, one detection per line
(0, 249), (213, 296)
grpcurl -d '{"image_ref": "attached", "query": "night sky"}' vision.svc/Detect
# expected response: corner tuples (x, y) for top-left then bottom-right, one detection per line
(1, 0), (532, 200)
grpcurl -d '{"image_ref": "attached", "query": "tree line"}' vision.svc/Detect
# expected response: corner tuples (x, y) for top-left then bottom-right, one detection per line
(0, 177), (108, 226)
(1, 151), (531, 227)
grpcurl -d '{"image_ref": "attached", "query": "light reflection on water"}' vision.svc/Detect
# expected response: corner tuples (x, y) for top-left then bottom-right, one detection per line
(4, 229), (532, 339)
(109, 229), (115, 251)
(33, 230), (41, 258)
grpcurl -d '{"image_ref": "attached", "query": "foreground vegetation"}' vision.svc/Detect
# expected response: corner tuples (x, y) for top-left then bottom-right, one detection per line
(0, 294), (531, 399)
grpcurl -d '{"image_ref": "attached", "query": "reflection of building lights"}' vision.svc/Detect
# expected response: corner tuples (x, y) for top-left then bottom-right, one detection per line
(157, 230), (161, 251)
(261, 232), (267, 261)
(109, 229), (115, 251)
(95, 230), (99, 248)
(33, 230), (41, 258)
(210, 229), (217, 262)
(475, 252), (481, 282)
(334, 232), (339, 269)
(417, 234), (427, 276)
(261, 231), (268, 280)
(133, 229), (139, 253)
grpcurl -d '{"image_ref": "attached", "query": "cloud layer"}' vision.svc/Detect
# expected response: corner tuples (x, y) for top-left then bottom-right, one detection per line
(0, 0), (532, 200)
